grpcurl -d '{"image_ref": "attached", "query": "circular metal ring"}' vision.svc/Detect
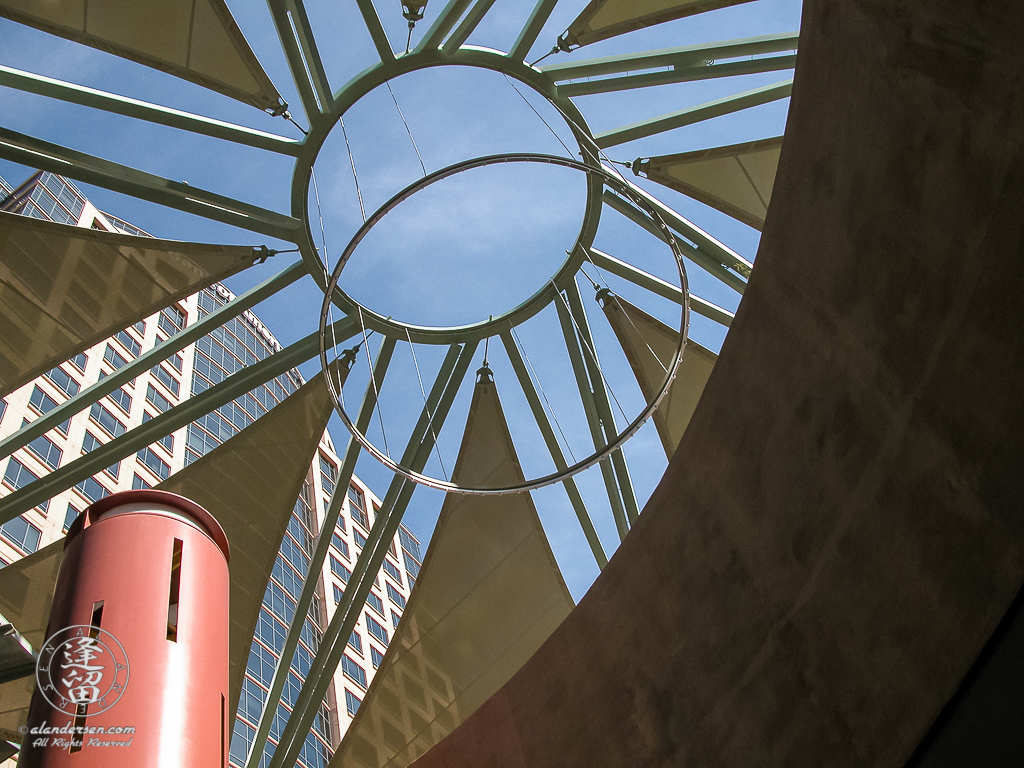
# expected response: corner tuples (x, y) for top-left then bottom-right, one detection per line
(293, 47), (606, 339)
(320, 152), (689, 495)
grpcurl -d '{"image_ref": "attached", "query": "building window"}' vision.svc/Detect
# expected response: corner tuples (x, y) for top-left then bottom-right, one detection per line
(103, 344), (129, 371)
(348, 484), (368, 529)
(319, 455), (337, 496)
(69, 352), (88, 372)
(29, 386), (70, 434)
(366, 591), (384, 616)
(82, 432), (120, 479)
(146, 384), (172, 413)
(341, 655), (367, 689)
(331, 532), (349, 559)
(90, 403), (126, 437)
(27, 432), (62, 470)
(107, 386), (132, 414)
(391, 610), (402, 629)
(353, 528), (367, 549)
(151, 365), (180, 396)
(158, 305), (187, 337)
(63, 505), (81, 533)
(382, 558), (403, 586)
(132, 473), (151, 490)
(114, 329), (141, 357)
(44, 367), (79, 397)
(168, 352), (183, 372)
(369, 646), (384, 669)
(137, 446), (170, 480)
(348, 631), (362, 654)
(142, 412), (174, 453)
(330, 556), (351, 584)
(0, 516), (41, 554)
(365, 614), (388, 646)
(386, 582), (406, 610)
(333, 584), (344, 605)
(344, 689), (361, 717)
(74, 476), (109, 503)
(3, 458), (48, 511)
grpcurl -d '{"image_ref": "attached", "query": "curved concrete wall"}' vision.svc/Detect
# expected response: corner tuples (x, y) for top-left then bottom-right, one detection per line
(410, 0), (1024, 765)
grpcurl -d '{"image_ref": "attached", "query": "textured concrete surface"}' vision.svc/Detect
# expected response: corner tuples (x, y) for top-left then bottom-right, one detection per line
(410, 0), (1024, 765)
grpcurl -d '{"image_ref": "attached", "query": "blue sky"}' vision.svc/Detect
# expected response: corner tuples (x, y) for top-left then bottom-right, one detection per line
(0, 0), (801, 598)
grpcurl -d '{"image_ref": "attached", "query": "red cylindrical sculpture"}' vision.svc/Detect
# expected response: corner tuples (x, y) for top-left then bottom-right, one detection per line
(20, 490), (230, 768)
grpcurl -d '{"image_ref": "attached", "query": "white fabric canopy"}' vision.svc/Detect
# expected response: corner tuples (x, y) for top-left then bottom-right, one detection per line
(0, 210), (257, 397)
(330, 373), (574, 768)
(637, 137), (784, 230)
(0, 0), (283, 110)
(562, 0), (753, 48)
(602, 294), (717, 456)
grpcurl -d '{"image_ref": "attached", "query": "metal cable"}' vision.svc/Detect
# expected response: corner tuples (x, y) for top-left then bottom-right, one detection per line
(386, 81), (428, 177)
(583, 250), (670, 374)
(510, 325), (577, 463)
(502, 73), (574, 158)
(339, 116), (366, 221)
(405, 328), (449, 481)
(358, 307), (390, 458)
(553, 278), (630, 422)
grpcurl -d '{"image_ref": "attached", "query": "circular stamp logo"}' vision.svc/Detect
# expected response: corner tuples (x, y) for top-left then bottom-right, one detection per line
(36, 626), (130, 716)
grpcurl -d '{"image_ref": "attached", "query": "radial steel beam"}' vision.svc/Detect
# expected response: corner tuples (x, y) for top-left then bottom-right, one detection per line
(594, 79), (793, 148)
(602, 190), (748, 293)
(0, 317), (358, 526)
(354, 0), (395, 61)
(564, 279), (641, 526)
(509, 0), (560, 62)
(554, 287), (630, 541)
(626, 182), (753, 278)
(441, 0), (500, 53)
(587, 248), (734, 327)
(0, 259), (307, 462)
(415, 0), (475, 52)
(266, 0), (334, 117)
(540, 32), (800, 80)
(0, 127), (301, 241)
(557, 54), (798, 98)
(501, 331), (608, 569)
(0, 65), (301, 155)
(243, 338), (396, 768)
(268, 342), (477, 768)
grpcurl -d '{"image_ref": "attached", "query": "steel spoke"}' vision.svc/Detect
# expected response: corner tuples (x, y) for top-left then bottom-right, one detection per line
(0, 127), (301, 241)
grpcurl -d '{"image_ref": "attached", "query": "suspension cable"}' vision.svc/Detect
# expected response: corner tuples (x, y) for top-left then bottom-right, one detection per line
(338, 116), (366, 221)
(405, 329), (449, 481)
(502, 73), (574, 158)
(386, 81), (428, 177)
(358, 307), (390, 458)
(510, 325), (577, 463)
(553, 278), (630, 423)
(582, 249), (670, 374)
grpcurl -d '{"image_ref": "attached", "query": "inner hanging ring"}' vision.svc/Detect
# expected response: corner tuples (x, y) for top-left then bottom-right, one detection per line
(319, 152), (689, 495)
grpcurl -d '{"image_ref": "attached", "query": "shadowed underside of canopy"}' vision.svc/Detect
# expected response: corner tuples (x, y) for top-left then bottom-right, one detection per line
(560, 0), (754, 49)
(0, 539), (62, 742)
(0, 210), (259, 398)
(330, 372), (574, 768)
(601, 293), (716, 456)
(0, 365), (336, 738)
(0, 0), (284, 111)
(635, 137), (784, 230)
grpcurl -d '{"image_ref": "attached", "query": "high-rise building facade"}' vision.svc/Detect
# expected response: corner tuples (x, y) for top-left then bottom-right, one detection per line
(0, 171), (422, 767)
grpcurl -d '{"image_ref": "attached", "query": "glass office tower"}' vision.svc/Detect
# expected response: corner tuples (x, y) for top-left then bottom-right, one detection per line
(0, 171), (422, 768)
